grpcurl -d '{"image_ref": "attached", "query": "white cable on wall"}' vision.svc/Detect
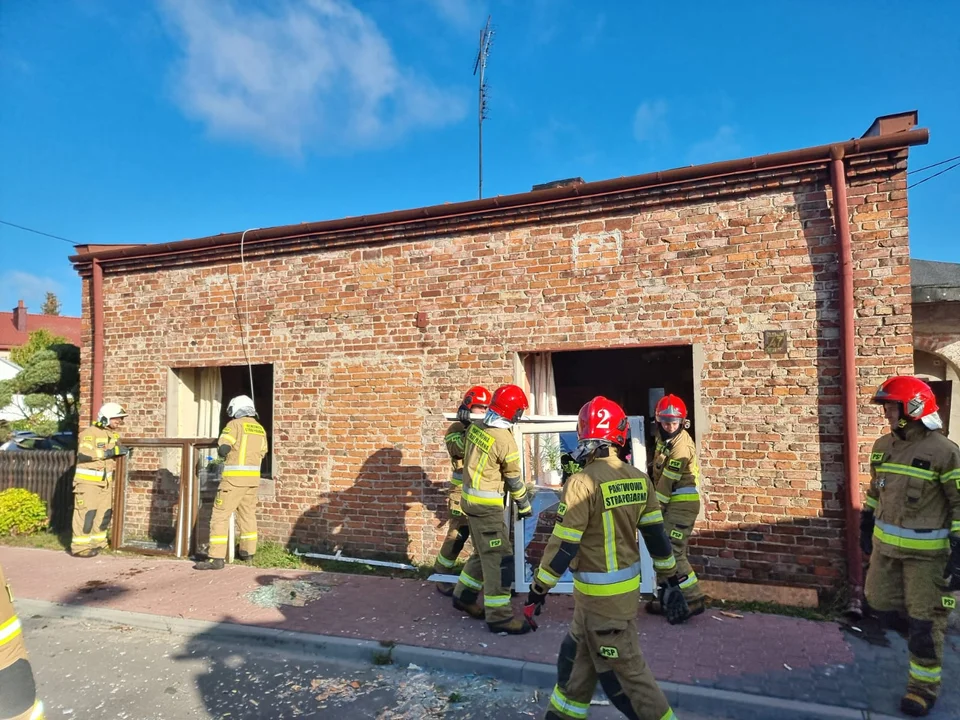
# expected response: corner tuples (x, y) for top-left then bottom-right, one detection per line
(238, 228), (258, 399)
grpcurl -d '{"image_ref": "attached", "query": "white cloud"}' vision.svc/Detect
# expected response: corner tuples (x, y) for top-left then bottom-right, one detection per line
(687, 125), (741, 164)
(632, 99), (669, 145)
(1, 272), (62, 311)
(423, 0), (486, 30)
(160, 0), (467, 156)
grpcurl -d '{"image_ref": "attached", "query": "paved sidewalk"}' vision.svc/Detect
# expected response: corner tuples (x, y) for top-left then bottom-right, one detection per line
(3, 546), (958, 718)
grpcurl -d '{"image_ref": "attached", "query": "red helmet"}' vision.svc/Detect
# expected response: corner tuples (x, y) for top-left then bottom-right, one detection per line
(489, 384), (529, 423)
(578, 396), (628, 446)
(462, 385), (491, 410)
(871, 376), (939, 421)
(655, 394), (687, 422)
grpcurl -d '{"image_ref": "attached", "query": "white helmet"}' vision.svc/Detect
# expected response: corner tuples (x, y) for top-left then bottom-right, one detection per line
(97, 402), (127, 426)
(226, 395), (256, 419)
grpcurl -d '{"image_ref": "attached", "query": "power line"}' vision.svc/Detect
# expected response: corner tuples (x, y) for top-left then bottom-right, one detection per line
(908, 161), (960, 190)
(908, 154), (960, 175)
(0, 219), (77, 245)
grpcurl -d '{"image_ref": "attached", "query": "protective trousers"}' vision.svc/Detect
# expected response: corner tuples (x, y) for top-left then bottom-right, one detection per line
(663, 509), (703, 603)
(452, 513), (514, 624)
(71, 481), (112, 555)
(208, 481), (259, 560)
(865, 553), (952, 699)
(433, 513), (470, 573)
(0, 566), (44, 720)
(545, 606), (676, 720)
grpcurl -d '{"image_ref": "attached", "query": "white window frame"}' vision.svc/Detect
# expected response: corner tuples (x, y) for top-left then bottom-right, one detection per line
(430, 414), (656, 596)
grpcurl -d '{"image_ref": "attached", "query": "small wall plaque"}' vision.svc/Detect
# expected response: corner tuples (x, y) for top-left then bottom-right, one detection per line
(763, 330), (787, 354)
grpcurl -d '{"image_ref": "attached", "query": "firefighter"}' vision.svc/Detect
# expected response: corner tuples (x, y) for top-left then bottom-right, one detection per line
(525, 396), (687, 720)
(860, 376), (960, 717)
(645, 394), (705, 618)
(451, 383), (534, 634)
(194, 395), (268, 570)
(434, 385), (492, 596)
(71, 402), (129, 557)
(0, 563), (45, 720)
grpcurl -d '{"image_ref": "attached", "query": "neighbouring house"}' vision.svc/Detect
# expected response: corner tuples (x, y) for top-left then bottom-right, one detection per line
(0, 357), (26, 423)
(912, 259), (960, 444)
(0, 300), (82, 361)
(70, 111), (931, 600)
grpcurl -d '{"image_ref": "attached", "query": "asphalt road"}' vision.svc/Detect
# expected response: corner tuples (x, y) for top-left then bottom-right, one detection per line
(21, 614), (786, 719)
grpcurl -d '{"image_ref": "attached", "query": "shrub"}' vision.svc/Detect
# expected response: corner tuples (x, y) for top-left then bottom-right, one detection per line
(0, 488), (48, 536)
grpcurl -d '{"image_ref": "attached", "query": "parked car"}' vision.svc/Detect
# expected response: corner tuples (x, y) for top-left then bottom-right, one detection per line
(0, 431), (74, 452)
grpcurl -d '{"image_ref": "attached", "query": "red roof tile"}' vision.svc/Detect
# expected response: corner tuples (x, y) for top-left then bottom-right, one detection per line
(0, 305), (82, 351)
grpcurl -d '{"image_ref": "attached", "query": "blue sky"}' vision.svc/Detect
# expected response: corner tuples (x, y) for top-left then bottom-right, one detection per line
(1, 0), (958, 318)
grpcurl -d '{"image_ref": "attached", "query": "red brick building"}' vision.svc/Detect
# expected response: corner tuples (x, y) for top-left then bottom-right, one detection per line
(71, 112), (929, 598)
(912, 259), (960, 443)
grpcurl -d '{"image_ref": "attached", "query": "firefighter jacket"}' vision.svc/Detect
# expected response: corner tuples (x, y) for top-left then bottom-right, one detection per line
(1, 563), (43, 720)
(219, 417), (268, 487)
(866, 423), (960, 559)
(652, 429), (700, 521)
(444, 421), (467, 511)
(533, 453), (678, 620)
(75, 424), (120, 484)
(460, 421), (528, 518)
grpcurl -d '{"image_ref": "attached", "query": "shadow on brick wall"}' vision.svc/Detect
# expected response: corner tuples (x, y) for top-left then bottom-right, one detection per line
(287, 447), (447, 566)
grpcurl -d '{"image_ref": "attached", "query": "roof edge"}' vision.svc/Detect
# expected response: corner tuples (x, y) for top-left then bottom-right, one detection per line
(70, 126), (929, 269)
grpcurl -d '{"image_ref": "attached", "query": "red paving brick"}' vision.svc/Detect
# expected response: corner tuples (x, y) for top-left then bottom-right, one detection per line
(6, 546), (959, 716)
(1, 546), (850, 682)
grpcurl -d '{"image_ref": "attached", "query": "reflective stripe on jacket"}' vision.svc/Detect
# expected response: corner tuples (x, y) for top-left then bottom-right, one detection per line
(866, 423), (960, 558)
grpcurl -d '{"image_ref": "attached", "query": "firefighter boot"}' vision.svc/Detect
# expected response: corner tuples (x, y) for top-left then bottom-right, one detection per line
(644, 599), (663, 615)
(436, 582), (455, 597)
(901, 689), (936, 717)
(194, 558), (225, 571)
(487, 615), (532, 635)
(73, 548), (101, 559)
(237, 550), (255, 562)
(453, 589), (485, 619)
(687, 597), (706, 617)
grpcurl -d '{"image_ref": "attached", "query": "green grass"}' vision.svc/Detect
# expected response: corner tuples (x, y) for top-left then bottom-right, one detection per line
(242, 541), (304, 569)
(0, 529), (70, 551)
(372, 649), (394, 666)
(447, 692), (463, 704)
(236, 541), (435, 580)
(706, 597), (837, 622)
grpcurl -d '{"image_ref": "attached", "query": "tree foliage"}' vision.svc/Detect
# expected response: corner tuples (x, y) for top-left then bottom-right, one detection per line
(9, 328), (67, 367)
(0, 329), (79, 435)
(41, 292), (62, 316)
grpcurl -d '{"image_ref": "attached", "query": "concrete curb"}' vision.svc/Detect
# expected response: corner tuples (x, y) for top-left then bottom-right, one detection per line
(18, 599), (901, 720)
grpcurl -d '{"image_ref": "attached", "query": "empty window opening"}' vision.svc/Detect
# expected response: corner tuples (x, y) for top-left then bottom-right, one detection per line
(524, 346), (695, 462)
(167, 364), (274, 477)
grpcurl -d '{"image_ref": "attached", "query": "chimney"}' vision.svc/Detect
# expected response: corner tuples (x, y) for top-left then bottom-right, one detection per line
(13, 300), (27, 332)
(861, 111), (918, 138)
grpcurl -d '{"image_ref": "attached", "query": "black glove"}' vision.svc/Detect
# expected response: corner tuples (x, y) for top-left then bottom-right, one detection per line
(860, 510), (875, 558)
(946, 536), (960, 591)
(456, 404), (472, 427)
(113, 444), (131, 457)
(516, 500), (533, 520)
(661, 576), (690, 625)
(524, 584), (547, 630)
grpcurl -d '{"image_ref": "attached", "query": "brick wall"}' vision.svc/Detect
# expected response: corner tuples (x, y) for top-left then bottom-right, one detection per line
(77, 149), (913, 590)
(116, 447), (181, 547)
(913, 302), (960, 363)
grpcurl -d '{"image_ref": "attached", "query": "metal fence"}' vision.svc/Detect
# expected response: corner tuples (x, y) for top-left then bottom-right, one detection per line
(0, 451), (76, 531)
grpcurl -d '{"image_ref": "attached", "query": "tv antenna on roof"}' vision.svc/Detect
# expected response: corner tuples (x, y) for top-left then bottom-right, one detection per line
(473, 15), (493, 199)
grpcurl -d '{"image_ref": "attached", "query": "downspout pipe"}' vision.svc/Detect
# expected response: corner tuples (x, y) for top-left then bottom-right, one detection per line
(829, 147), (863, 618)
(91, 259), (105, 425)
